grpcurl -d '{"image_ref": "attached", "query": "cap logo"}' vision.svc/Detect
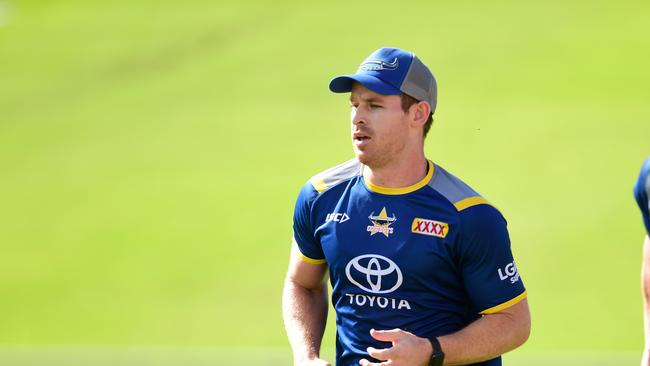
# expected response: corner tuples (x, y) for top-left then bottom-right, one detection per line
(359, 58), (399, 71)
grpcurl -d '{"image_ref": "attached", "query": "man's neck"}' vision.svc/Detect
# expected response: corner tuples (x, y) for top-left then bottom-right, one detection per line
(362, 154), (429, 189)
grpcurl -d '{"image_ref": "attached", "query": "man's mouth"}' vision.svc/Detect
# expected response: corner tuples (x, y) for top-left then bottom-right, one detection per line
(353, 133), (371, 142)
(353, 133), (371, 150)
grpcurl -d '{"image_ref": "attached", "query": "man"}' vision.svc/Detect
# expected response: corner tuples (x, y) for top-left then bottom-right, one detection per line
(635, 156), (650, 366)
(282, 47), (531, 366)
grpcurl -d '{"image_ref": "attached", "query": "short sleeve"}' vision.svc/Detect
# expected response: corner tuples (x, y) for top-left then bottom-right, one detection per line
(456, 204), (527, 314)
(292, 182), (325, 262)
(634, 156), (650, 235)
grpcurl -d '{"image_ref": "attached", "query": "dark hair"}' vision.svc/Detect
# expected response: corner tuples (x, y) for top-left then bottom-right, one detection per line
(400, 94), (433, 138)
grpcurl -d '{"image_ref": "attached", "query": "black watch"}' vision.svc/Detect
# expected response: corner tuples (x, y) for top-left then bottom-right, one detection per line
(428, 337), (445, 366)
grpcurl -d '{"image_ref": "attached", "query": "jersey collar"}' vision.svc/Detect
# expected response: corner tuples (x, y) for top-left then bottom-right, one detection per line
(363, 160), (434, 195)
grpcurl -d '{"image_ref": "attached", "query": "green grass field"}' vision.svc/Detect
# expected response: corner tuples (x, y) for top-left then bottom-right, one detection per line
(1, 0), (649, 364)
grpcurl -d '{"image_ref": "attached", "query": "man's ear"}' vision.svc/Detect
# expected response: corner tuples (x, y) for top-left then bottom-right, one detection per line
(410, 101), (431, 128)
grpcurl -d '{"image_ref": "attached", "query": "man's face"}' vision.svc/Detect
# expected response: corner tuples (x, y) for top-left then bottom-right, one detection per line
(349, 83), (410, 168)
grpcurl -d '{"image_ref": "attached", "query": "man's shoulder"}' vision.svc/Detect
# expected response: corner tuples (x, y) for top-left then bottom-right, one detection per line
(634, 156), (650, 209)
(306, 158), (363, 194)
(427, 163), (499, 216)
(635, 156), (650, 234)
(635, 156), (650, 198)
(294, 159), (362, 209)
(639, 156), (650, 182)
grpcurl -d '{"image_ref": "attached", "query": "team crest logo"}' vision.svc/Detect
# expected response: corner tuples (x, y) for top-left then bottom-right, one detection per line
(359, 58), (399, 71)
(367, 207), (397, 237)
(411, 218), (449, 238)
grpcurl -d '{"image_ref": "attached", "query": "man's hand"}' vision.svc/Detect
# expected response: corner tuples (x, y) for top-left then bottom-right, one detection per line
(359, 328), (432, 366)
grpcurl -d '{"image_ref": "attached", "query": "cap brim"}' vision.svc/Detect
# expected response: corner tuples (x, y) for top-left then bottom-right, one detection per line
(328, 74), (401, 95)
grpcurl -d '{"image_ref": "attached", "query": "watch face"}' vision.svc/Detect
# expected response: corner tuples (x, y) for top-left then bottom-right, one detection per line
(430, 353), (444, 366)
(435, 355), (444, 366)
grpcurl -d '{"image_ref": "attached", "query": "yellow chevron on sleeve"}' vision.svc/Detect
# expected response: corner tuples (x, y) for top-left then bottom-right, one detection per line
(479, 290), (528, 315)
(454, 196), (491, 211)
(299, 252), (327, 265)
(310, 177), (328, 193)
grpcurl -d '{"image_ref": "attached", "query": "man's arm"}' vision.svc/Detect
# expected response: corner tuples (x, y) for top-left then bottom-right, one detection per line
(641, 235), (650, 366)
(361, 298), (530, 366)
(282, 242), (330, 366)
(437, 297), (531, 365)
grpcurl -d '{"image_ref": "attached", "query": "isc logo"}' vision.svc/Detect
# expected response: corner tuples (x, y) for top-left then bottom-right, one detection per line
(498, 261), (520, 284)
(326, 212), (350, 223)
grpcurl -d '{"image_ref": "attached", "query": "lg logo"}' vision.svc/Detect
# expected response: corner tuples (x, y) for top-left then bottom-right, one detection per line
(345, 254), (403, 294)
(498, 261), (520, 284)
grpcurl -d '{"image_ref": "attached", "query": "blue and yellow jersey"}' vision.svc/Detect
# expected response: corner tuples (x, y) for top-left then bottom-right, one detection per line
(634, 156), (650, 235)
(293, 159), (527, 366)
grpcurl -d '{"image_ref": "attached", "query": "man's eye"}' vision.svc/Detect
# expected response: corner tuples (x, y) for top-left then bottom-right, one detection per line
(370, 104), (381, 109)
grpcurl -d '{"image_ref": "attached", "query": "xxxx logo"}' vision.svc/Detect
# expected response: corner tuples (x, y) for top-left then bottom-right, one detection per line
(411, 218), (449, 238)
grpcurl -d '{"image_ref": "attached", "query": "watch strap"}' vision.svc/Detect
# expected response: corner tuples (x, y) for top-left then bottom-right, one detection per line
(428, 337), (445, 366)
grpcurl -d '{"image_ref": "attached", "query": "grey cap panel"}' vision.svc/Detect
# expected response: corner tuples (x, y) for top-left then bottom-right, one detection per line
(427, 164), (481, 204)
(400, 55), (437, 114)
(310, 158), (363, 193)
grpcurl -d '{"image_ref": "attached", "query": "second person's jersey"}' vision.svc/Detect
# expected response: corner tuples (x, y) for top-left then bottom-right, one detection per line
(635, 156), (650, 235)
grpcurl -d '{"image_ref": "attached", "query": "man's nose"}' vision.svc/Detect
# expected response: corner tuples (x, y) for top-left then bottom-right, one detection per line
(351, 108), (366, 125)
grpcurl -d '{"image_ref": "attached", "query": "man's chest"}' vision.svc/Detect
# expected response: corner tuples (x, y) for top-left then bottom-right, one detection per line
(313, 190), (461, 289)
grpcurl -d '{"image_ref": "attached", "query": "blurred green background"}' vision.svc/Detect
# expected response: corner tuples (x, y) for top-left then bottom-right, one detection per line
(1, 0), (649, 364)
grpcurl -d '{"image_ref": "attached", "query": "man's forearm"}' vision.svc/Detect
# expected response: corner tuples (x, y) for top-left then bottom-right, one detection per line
(282, 278), (329, 362)
(641, 235), (650, 361)
(438, 300), (531, 366)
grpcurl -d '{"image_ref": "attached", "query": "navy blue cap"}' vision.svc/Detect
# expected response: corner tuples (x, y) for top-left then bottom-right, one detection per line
(329, 47), (437, 114)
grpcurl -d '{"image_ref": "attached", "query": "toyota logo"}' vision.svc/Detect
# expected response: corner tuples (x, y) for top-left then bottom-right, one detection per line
(345, 254), (403, 294)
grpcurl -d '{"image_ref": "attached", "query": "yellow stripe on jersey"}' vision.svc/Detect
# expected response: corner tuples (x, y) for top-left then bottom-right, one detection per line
(479, 290), (528, 315)
(364, 160), (434, 195)
(292, 237), (327, 264)
(299, 253), (327, 265)
(308, 159), (363, 193)
(454, 196), (491, 211)
(310, 178), (329, 193)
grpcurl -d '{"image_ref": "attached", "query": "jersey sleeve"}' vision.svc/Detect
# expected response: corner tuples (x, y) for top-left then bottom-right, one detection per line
(456, 204), (527, 314)
(634, 156), (650, 235)
(292, 182), (325, 262)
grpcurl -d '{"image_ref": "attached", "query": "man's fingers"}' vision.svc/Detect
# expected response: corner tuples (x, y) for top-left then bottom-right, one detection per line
(369, 328), (405, 342)
(367, 346), (392, 361)
(359, 358), (390, 366)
